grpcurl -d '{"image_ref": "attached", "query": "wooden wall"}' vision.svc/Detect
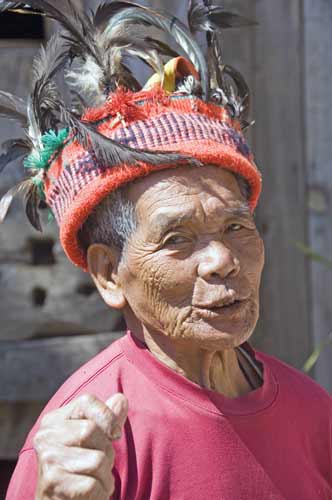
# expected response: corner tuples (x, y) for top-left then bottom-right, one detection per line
(0, 0), (331, 460)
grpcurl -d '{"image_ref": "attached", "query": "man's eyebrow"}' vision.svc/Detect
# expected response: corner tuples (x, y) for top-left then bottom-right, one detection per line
(222, 204), (252, 219)
(149, 203), (252, 237)
(152, 211), (195, 235)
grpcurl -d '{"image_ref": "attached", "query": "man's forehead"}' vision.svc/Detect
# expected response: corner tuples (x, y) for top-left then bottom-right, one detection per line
(140, 200), (251, 238)
(135, 162), (242, 195)
(128, 164), (242, 202)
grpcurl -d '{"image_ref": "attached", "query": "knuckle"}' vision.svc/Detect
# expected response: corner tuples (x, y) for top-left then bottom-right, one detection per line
(83, 476), (99, 496)
(38, 446), (57, 466)
(80, 419), (98, 442)
(91, 450), (106, 471)
(99, 405), (115, 429)
(78, 393), (96, 407)
(33, 429), (51, 453)
(42, 465), (62, 489)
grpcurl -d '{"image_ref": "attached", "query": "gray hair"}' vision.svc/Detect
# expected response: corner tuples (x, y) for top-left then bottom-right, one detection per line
(78, 173), (251, 256)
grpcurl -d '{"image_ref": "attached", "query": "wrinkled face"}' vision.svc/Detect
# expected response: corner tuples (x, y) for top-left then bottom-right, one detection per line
(117, 165), (265, 350)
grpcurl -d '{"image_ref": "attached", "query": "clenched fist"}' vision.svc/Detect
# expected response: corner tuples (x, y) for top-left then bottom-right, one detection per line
(33, 393), (128, 500)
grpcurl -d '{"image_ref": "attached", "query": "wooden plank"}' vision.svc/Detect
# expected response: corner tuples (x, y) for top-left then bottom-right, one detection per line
(303, 0), (332, 392)
(0, 332), (123, 402)
(250, 0), (312, 368)
(0, 260), (123, 342)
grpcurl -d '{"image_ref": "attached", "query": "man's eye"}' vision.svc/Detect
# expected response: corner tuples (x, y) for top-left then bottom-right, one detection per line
(164, 235), (188, 245)
(227, 223), (243, 232)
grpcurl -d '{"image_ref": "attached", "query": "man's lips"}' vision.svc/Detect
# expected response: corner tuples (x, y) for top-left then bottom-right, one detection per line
(192, 299), (248, 319)
(193, 295), (248, 310)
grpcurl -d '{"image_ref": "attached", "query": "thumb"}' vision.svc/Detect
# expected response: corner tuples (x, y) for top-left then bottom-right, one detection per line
(106, 393), (128, 440)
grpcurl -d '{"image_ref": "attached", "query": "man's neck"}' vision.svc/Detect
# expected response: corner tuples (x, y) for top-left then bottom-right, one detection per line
(129, 324), (258, 399)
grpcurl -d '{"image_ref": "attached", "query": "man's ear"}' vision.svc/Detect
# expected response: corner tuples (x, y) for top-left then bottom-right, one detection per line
(87, 243), (127, 309)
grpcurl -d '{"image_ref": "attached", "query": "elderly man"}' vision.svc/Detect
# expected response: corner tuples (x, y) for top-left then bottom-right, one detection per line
(2, 1), (332, 499)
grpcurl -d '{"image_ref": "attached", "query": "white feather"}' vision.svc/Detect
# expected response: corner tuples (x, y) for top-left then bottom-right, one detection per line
(0, 179), (32, 223)
(65, 56), (105, 106)
(27, 96), (42, 150)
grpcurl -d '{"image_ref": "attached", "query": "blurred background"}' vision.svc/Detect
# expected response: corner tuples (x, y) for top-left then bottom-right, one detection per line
(0, 0), (331, 495)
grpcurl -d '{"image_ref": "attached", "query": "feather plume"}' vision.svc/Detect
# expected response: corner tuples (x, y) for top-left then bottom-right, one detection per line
(0, 177), (42, 231)
(0, 91), (27, 126)
(188, 1), (257, 33)
(0, 2), (43, 14)
(0, 139), (29, 174)
(25, 180), (43, 231)
(188, 0), (257, 102)
(222, 64), (250, 121)
(69, 90), (89, 115)
(92, 1), (144, 30)
(106, 6), (209, 98)
(9, 0), (120, 103)
(31, 32), (69, 134)
(0, 1), (24, 12)
(209, 31), (223, 89)
(103, 33), (166, 82)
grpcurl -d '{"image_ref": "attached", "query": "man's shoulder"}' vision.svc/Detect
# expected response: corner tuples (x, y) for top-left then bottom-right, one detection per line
(54, 333), (126, 404)
(257, 349), (332, 411)
(21, 334), (127, 451)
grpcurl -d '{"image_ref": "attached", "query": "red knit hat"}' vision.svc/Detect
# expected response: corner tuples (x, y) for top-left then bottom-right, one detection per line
(45, 82), (261, 270)
(0, 2), (260, 271)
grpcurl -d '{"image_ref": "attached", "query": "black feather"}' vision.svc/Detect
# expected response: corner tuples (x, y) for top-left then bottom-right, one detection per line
(188, 2), (257, 33)
(70, 90), (89, 115)
(7, 0), (100, 63)
(31, 32), (69, 133)
(222, 64), (250, 121)
(93, 0), (144, 30)
(0, 91), (27, 126)
(0, 177), (34, 224)
(143, 37), (180, 59)
(0, 1), (23, 12)
(0, 139), (29, 174)
(106, 5), (209, 98)
(15, 0), (136, 98)
(59, 105), (200, 170)
(104, 35), (175, 76)
(25, 182), (42, 231)
(0, 1), (43, 14)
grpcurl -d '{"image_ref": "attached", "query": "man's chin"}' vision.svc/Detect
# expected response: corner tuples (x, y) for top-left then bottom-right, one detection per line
(193, 329), (252, 350)
(178, 307), (258, 349)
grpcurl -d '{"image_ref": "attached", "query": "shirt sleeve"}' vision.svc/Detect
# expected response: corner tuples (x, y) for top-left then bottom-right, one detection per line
(6, 448), (38, 500)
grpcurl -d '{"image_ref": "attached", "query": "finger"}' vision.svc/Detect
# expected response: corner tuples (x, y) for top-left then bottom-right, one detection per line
(34, 420), (113, 456)
(106, 394), (128, 428)
(40, 394), (123, 439)
(39, 444), (114, 494)
(39, 465), (113, 499)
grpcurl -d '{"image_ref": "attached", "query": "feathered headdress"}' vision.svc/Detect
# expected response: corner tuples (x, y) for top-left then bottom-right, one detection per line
(0, 0), (261, 270)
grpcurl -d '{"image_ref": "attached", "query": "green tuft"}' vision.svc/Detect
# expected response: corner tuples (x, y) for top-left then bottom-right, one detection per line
(47, 209), (55, 224)
(24, 128), (70, 172)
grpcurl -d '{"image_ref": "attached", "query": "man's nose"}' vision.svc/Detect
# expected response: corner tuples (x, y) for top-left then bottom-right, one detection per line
(197, 241), (240, 280)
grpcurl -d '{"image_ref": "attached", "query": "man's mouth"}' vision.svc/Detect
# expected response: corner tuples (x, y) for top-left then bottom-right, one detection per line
(192, 299), (247, 319)
(211, 299), (242, 310)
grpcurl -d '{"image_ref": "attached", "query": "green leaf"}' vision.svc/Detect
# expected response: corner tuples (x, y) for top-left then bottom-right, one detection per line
(302, 332), (332, 373)
(295, 242), (332, 268)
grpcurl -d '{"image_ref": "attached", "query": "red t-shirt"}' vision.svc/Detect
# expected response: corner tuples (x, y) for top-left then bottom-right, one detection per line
(6, 332), (332, 499)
